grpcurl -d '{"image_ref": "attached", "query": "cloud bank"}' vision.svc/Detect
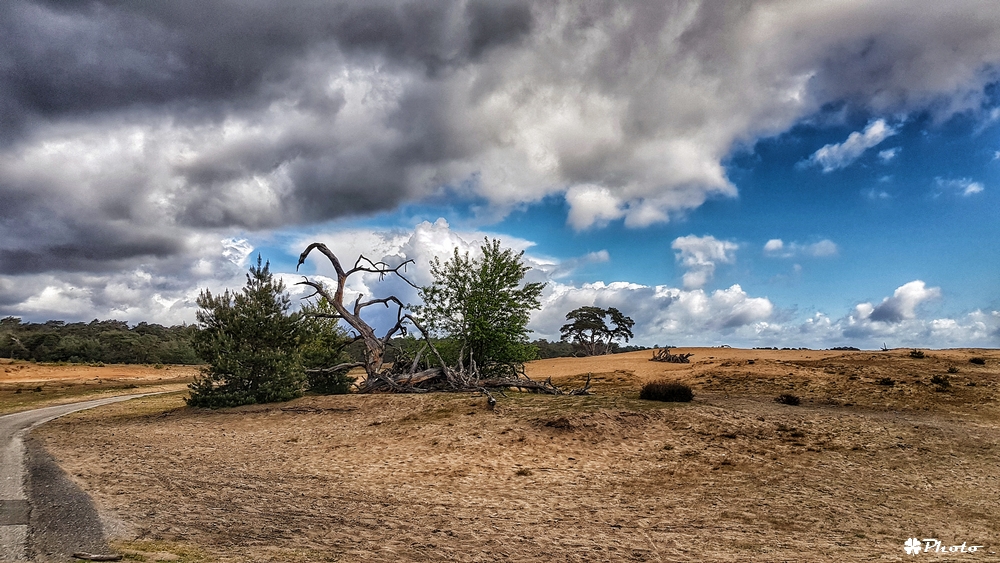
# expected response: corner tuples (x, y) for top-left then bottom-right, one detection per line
(2, 218), (996, 349)
(3, 1), (1000, 274)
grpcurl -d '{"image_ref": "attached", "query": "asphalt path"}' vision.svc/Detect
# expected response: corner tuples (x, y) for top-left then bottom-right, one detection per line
(1, 394), (162, 562)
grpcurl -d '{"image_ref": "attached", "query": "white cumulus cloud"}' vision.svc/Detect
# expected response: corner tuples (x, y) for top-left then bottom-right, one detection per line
(671, 235), (738, 289)
(865, 280), (942, 323)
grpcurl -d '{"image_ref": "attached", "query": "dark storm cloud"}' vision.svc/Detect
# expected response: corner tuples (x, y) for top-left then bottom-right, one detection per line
(0, 0), (532, 130)
(0, 0), (536, 274)
(0, 217), (183, 275)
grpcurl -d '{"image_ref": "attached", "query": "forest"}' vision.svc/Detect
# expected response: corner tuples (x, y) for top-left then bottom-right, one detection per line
(0, 317), (200, 364)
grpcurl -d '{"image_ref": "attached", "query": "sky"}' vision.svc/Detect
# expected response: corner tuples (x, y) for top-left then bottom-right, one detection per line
(1, 0), (1000, 349)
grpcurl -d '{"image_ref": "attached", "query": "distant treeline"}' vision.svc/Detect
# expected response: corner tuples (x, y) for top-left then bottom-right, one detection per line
(343, 337), (651, 365)
(531, 339), (651, 358)
(0, 317), (652, 366)
(0, 317), (200, 364)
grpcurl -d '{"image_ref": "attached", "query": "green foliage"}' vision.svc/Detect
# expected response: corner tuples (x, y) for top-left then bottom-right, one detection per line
(187, 256), (305, 408)
(559, 306), (635, 356)
(299, 297), (355, 394)
(0, 316), (199, 364)
(639, 380), (693, 402)
(415, 238), (545, 379)
(530, 339), (577, 359)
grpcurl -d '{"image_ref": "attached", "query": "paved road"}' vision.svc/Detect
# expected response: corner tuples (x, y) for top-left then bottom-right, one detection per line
(1, 394), (161, 562)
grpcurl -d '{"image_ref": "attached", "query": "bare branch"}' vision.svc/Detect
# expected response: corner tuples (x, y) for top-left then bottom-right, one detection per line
(306, 362), (365, 374)
(297, 243), (346, 277)
(346, 255), (419, 288)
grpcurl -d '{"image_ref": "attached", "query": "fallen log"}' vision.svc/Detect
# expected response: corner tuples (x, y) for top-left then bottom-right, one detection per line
(650, 349), (694, 363)
(72, 554), (122, 562)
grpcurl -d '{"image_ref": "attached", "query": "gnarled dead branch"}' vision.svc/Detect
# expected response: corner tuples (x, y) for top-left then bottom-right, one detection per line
(650, 349), (694, 363)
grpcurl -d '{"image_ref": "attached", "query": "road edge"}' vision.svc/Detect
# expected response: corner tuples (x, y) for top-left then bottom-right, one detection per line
(24, 433), (111, 562)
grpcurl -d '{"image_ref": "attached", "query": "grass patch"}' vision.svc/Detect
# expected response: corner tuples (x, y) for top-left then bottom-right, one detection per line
(113, 539), (210, 563)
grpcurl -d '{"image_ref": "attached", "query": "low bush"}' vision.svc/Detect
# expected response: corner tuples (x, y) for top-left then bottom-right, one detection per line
(969, 357), (986, 365)
(947, 366), (959, 374)
(930, 374), (951, 389)
(876, 377), (895, 386)
(640, 380), (693, 402)
(909, 349), (925, 359)
(775, 393), (801, 406)
(306, 370), (356, 395)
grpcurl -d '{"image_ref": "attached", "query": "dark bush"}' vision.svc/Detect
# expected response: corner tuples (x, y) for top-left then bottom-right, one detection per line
(909, 349), (925, 359)
(930, 374), (951, 389)
(775, 393), (800, 406)
(639, 380), (693, 402)
(306, 369), (356, 395)
(946, 366), (959, 374)
(969, 357), (986, 365)
(876, 377), (895, 386)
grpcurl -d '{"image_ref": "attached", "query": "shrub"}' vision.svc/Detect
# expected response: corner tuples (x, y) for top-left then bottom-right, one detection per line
(909, 349), (925, 359)
(775, 393), (800, 406)
(305, 369), (356, 395)
(876, 377), (895, 386)
(969, 357), (986, 365)
(930, 374), (951, 389)
(639, 380), (693, 402)
(300, 298), (355, 395)
(946, 366), (959, 374)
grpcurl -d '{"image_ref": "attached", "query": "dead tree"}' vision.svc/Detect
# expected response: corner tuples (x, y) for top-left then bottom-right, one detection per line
(297, 243), (590, 396)
(296, 243), (427, 392)
(650, 349), (694, 363)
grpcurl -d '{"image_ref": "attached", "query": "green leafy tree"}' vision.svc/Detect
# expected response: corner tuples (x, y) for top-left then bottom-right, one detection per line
(560, 306), (635, 356)
(188, 256), (305, 408)
(299, 297), (356, 394)
(416, 238), (545, 379)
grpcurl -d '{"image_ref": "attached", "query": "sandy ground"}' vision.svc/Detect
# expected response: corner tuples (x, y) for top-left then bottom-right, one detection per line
(31, 348), (1000, 562)
(0, 359), (196, 414)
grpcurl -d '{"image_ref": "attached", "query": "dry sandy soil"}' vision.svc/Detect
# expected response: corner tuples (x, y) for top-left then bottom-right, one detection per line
(0, 359), (196, 414)
(28, 348), (1000, 562)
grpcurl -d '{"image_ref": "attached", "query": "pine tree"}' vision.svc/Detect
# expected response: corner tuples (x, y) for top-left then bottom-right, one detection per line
(187, 256), (305, 408)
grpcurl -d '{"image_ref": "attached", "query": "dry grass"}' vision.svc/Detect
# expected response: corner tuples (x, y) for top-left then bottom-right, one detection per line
(32, 348), (1000, 561)
(0, 359), (196, 414)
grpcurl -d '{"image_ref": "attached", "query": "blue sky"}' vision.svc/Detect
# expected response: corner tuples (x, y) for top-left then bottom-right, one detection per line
(1, 1), (999, 349)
